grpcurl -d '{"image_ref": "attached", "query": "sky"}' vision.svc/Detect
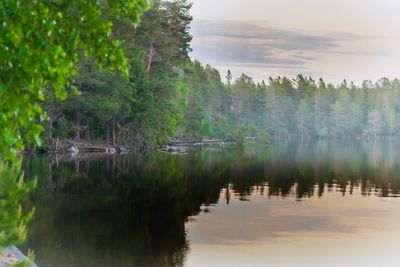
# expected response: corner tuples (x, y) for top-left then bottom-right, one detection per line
(189, 0), (400, 84)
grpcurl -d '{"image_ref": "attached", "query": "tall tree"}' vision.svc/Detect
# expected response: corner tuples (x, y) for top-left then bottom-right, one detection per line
(0, 0), (150, 258)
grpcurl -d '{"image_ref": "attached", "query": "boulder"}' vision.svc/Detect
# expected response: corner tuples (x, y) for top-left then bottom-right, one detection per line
(67, 145), (79, 153)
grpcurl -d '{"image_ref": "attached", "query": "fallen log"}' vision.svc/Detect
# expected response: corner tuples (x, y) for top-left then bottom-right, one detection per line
(169, 138), (238, 147)
(65, 140), (116, 153)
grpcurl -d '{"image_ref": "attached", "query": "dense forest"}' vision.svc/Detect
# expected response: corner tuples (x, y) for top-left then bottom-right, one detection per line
(228, 75), (400, 140)
(2, 0), (400, 265)
(40, 0), (400, 149)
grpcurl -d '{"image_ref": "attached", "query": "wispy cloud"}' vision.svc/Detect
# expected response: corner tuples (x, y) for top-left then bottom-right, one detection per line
(190, 20), (382, 81)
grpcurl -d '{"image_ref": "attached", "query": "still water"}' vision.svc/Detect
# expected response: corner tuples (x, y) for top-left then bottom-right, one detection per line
(22, 141), (400, 267)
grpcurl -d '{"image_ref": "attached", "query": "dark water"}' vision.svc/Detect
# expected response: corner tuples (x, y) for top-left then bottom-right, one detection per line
(21, 141), (400, 267)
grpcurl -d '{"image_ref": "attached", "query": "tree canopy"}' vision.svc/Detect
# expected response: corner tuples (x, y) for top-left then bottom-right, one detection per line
(0, 0), (150, 258)
(0, 0), (150, 160)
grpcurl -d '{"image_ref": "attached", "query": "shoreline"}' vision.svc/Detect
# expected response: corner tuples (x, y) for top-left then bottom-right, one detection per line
(29, 138), (242, 156)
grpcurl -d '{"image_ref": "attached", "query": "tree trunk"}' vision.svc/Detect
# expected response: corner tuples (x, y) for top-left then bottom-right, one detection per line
(106, 121), (110, 144)
(86, 125), (90, 141)
(55, 137), (59, 151)
(146, 43), (154, 72)
(112, 115), (116, 146)
(75, 111), (81, 140)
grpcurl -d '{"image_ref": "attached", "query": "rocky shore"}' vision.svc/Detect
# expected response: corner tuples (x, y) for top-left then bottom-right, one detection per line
(26, 138), (241, 157)
(37, 139), (137, 154)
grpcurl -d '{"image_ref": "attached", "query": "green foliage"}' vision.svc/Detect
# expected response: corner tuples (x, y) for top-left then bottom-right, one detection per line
(0, 0), (149, 261)
(213, 115), (230, 138)
(200, 118), (213, 138)
(259, 130), (271, 145)
(234, 125), (270, 145)
(11, 0), (400, 158)
(235, 125), (252, 144)
(226, 74), (400, 140)
(44, 0), (192, 148)
(0, 162), (36, 250)
(0, 0), (150, 160)
(183, 62), (233, 138)
(10, 250), (35, 267)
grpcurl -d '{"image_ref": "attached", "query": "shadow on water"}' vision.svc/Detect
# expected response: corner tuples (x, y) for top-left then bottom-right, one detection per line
(21, 140), (400, 266)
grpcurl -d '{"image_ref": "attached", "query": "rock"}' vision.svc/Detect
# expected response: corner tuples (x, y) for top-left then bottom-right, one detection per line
(106, 147), (116, 154)
(0, 246), (37, 267)
(194, 142), (204, 147)
(67, 146), (79, 158)
(160, 145), (187, 154)
(67, 145), (79, 153)
(118, 147), (129, 153)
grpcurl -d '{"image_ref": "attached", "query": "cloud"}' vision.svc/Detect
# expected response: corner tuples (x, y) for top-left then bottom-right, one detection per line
(190, 20), (375, 73)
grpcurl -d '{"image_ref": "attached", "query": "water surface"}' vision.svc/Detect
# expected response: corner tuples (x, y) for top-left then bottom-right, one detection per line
(22, 141), (400, 266)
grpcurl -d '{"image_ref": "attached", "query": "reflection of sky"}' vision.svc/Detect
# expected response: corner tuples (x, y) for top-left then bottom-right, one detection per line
(190, 0), (400, 84)
(185, 186), (400, 266)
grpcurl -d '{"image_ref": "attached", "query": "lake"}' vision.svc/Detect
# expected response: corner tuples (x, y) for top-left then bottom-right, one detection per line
(21, 140), (400, 267)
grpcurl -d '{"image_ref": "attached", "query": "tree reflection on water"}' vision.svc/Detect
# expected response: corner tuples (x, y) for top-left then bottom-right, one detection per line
(21, 140), (400, 266)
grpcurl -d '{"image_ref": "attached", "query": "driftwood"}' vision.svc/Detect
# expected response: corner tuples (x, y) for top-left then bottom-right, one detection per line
(66, 140), (79, 153)
(66, 140), (116, 153)
(169, 139), (237, 147)
(160, 145), (187, 154)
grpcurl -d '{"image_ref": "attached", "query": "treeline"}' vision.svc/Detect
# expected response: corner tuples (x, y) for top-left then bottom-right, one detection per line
(42, 0), (400, 148)
(182, 69), (400, 140)
(227, 75), (400, 139)
(42, 0), (268, 147)
(44, 0), (193, 147)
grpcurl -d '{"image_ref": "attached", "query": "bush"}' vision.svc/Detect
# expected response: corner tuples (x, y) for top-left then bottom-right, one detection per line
(235, 125), (271, 145)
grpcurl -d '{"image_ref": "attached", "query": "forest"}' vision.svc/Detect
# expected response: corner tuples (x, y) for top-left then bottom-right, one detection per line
(1, 0), (400, 266)
(39, 0), (400, 149)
